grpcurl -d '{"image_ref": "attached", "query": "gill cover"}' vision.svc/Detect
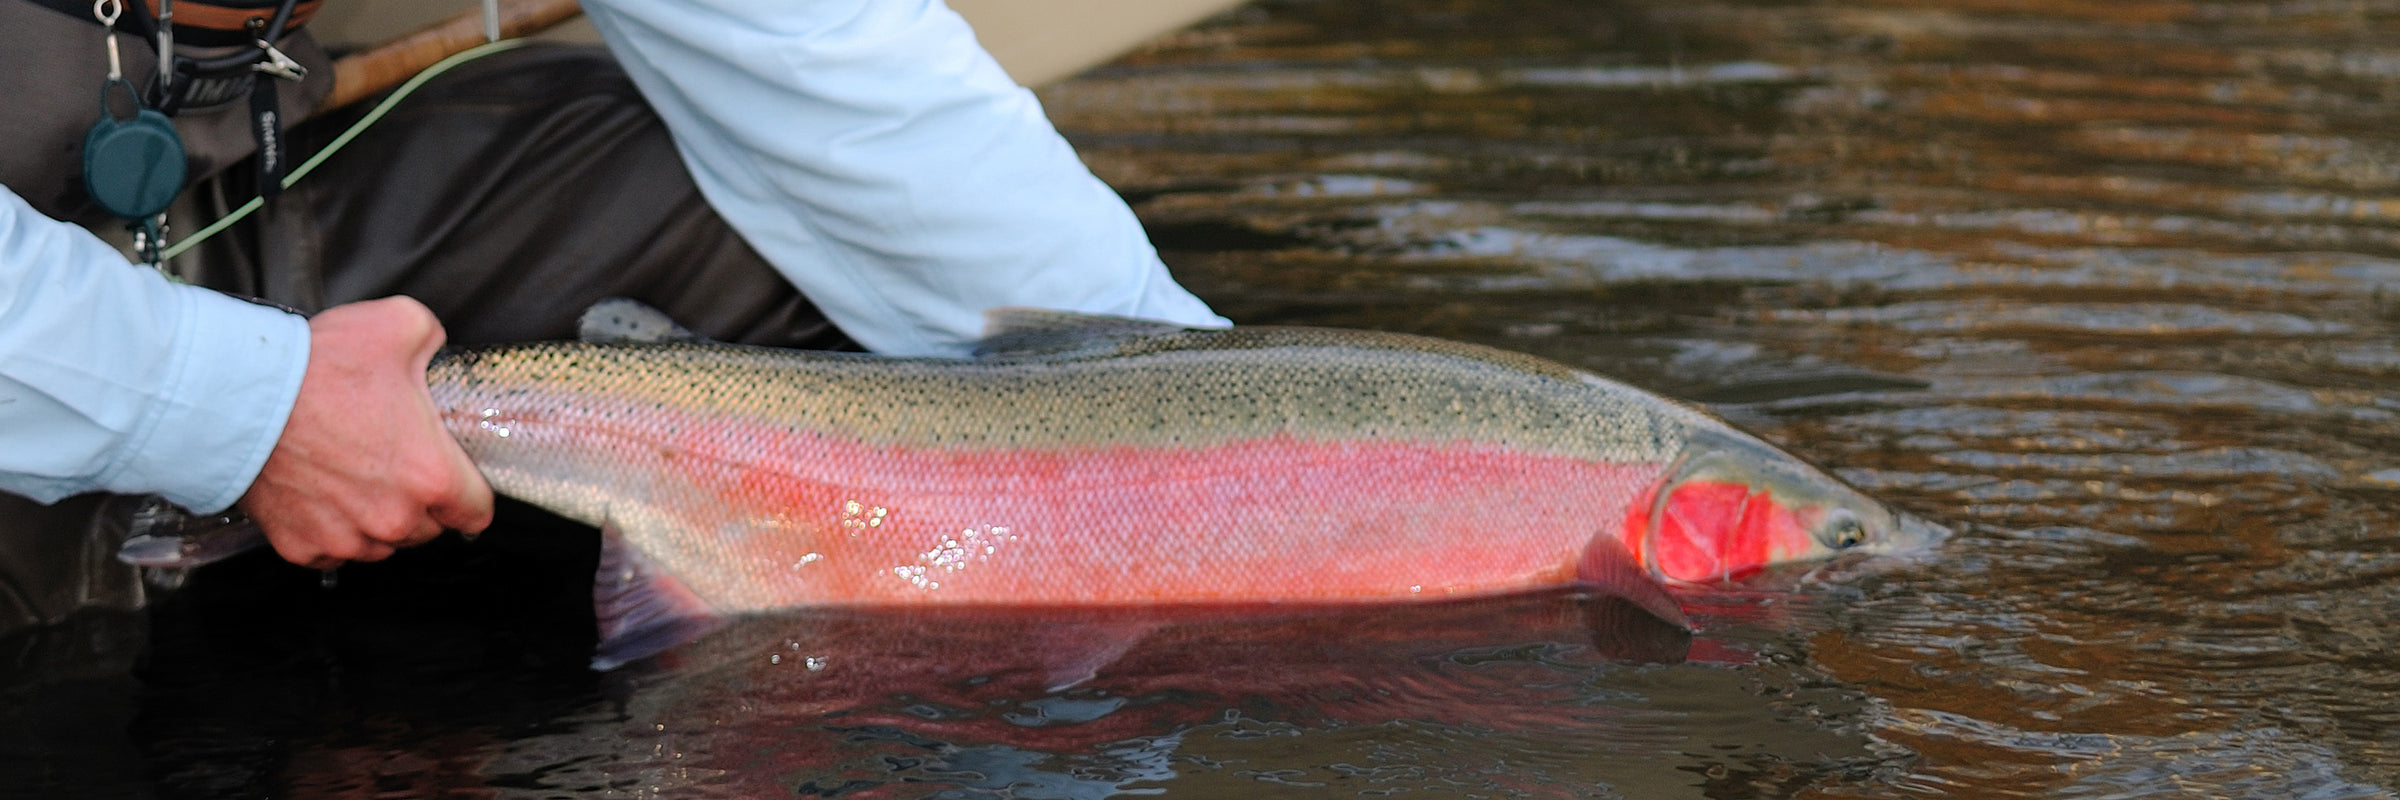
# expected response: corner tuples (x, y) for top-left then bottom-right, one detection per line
(1625, 427), (1900, 583)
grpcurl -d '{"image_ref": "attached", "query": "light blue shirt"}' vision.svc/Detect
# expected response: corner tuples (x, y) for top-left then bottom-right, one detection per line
(0, 188), (309, 512)
(1, 0), (1224, 512)
(581, 0), (1226, 356)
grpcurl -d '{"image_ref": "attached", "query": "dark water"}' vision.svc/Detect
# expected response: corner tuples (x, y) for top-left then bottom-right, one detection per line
(12, 0), (2400, 796)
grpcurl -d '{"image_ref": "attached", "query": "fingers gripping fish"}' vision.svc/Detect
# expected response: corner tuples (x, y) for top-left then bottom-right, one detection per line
(418, 301), (1943, 668)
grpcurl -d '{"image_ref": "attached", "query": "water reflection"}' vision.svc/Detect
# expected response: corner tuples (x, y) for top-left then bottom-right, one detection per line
(417, 594), (1826, 799)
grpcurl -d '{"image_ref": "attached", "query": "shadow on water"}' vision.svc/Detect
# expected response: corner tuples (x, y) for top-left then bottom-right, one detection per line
(15, 0), (2400, 796)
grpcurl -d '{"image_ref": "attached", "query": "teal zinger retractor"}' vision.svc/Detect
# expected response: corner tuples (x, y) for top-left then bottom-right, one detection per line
(83, 77), (188, 221)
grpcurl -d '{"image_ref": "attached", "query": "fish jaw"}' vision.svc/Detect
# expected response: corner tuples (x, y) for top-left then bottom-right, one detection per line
(1878, 512), (1953, 564)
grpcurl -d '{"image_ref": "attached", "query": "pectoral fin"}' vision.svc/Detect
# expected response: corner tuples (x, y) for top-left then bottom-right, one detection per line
(1035, 620), (1159, 692)
(1577, 532), (1691, 630)
(1577, 593), (1694, 664)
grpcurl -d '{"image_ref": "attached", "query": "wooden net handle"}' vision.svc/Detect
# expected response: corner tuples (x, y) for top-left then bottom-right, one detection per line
(317, 0), (586, 113)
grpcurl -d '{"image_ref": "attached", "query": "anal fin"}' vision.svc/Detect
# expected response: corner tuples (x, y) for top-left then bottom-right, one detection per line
(592, 519), (723, 670)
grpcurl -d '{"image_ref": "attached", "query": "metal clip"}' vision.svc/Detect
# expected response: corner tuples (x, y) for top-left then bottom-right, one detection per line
(92, 0), (125, 80)
(252, 40), (307, 82)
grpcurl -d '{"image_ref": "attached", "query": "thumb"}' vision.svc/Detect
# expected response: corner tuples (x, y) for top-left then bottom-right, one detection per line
(384, 297), (495, 535)
(428, 446), (496, 535)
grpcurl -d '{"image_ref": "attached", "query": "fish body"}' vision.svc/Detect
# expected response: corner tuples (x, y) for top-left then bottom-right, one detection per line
(429, 317), (1936, 665)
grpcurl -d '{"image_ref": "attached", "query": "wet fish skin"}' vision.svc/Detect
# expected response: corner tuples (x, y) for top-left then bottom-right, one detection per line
(428, 319), (1934, 668)
(964, 320), (1938, 584)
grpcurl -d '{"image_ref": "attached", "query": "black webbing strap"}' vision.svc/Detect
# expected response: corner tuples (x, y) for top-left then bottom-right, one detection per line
(17, 0), (317, 47)
(21, 0), (154, 36)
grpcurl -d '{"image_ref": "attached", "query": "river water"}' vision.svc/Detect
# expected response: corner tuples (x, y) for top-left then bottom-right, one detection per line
(1052, 0), (2400, 795)
(12, 0), (2400, 797)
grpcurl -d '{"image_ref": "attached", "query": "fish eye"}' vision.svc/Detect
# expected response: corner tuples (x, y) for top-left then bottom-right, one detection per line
(1824, 512), (1866, 549)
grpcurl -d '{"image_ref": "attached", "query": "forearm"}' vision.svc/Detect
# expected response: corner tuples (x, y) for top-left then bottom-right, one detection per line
(0, 187), (308, 513)
(580, 0), (1226, 356)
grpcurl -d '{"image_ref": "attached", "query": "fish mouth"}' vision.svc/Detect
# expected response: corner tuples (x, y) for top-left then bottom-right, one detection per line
(1794, 513), (1950, 586)
(1891, 513), (1953, 553)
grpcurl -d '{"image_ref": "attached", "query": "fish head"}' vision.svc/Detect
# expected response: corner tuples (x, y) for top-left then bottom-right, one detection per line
(1625, 425), (1946, 584)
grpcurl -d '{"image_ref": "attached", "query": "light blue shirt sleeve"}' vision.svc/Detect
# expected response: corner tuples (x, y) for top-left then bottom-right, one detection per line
(0, 186), (310, 513)
(578, 0), (1229, 357)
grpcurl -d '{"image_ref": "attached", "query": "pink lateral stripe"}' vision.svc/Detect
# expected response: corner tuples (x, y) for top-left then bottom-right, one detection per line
(512, 403), (1680, 609)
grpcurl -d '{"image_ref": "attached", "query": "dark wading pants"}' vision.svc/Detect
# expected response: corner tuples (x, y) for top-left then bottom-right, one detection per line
(0, 45), (856, 637)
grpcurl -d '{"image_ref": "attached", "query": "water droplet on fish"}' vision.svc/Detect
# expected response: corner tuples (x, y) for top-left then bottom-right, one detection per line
(841, 501), (892, 530)
(769, 654), (781, 665)
(805, 656), (828, 671)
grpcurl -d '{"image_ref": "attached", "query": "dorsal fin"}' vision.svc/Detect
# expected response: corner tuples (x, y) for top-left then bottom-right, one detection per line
(973, 307), (1196, 360)
(578, 298), (704, 344)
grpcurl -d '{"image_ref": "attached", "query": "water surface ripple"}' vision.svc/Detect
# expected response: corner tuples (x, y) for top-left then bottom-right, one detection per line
(1045, 0), (2400, 796)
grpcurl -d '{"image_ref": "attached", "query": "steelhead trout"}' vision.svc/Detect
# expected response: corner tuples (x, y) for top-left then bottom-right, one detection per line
(427, 308), (1940, 668)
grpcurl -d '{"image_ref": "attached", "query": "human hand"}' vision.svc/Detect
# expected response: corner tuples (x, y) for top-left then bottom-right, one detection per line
(238, 296), (495, 569)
